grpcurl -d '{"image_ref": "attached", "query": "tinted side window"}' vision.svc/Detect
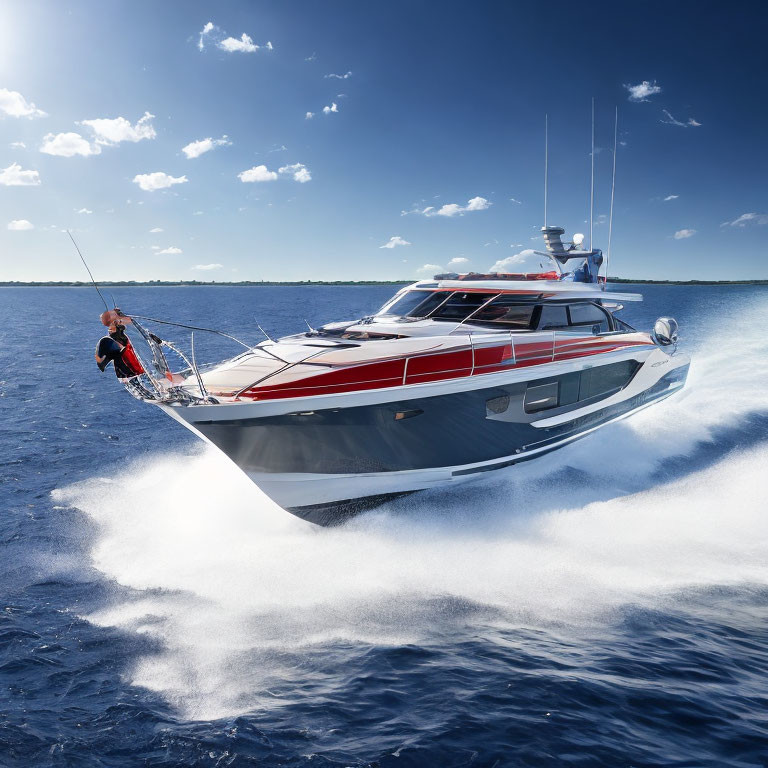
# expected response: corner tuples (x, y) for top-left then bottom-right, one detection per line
(433, 293), (496, 321)
(537, 305), (569, 330)
(579, 360), (640, 400)
(524, 382), (559, 412)
(407, 291), (451, 317)
(378, 290), (433, 317)
(568, 303), (610, 333)
(521, 361), (640, 414)
(470, 300), (535, 328)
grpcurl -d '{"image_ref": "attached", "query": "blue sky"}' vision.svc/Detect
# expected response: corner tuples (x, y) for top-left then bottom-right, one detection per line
(1, 0), (766, 281)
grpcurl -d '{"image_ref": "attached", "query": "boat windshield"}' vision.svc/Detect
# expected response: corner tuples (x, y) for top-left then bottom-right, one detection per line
(376, 290), (451, 318)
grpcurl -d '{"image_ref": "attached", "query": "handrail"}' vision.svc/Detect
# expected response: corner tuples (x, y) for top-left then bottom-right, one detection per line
(190, 332), (210, 401)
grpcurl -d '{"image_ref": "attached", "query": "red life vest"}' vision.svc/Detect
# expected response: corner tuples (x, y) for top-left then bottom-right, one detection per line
(121, 339), (144, 376)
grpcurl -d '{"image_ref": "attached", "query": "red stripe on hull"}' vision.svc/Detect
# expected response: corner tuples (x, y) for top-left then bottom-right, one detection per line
(235, 337), (654, 401)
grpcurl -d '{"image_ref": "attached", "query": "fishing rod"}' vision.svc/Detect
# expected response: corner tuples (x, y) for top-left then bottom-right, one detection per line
(67, 230), (110, 311)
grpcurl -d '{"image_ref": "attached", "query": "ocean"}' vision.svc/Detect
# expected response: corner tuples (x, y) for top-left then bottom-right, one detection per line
(2, 284), (768, 767)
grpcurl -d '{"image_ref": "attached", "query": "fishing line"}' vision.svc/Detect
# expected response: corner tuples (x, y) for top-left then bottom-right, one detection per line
(124, 314), (255, 350)
(66, 230), (109, 311)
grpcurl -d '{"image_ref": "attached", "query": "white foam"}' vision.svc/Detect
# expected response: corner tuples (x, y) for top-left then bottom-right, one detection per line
(51, 294), (768, 720)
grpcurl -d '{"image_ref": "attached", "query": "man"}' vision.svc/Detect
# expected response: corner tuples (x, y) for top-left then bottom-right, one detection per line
(95, 310), (144, 378)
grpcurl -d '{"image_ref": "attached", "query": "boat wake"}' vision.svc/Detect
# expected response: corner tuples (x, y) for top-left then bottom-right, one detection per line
(52, 296), (768, 720)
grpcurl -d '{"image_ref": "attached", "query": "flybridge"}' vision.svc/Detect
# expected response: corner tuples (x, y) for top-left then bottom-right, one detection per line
(418, 281), (643, 302)
(431, 224), (611, 292)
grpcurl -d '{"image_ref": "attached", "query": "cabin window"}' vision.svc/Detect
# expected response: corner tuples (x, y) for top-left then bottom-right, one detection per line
(568, 303), (611, 333)
(522, 360), (641, 414)
(468, 299), (536, 329)
(377, 290), (450, 318)
(613, 317), (635, 332)
(536, 305), (569, 330)
(579, 360), (640, 400)
(524, 382), (559, 412)
(432, 292), (496, 321)
(410, 290), (452, 317)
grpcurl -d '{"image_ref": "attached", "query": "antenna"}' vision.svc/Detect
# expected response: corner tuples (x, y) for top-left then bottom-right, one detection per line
(544, 114), (548, 228)
(67, 230), (109, 311)
(589, 97), (595, 252)
(606, 106), (618, 287)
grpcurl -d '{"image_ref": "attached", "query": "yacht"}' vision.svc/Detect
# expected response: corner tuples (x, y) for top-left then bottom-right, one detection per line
(110, 226), (689, 524)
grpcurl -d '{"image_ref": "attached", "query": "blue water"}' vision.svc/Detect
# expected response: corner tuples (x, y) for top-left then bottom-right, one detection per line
(2, 284), (768, 767)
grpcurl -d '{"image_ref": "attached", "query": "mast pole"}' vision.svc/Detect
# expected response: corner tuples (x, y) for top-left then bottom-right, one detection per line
(544, 114), (548, 228)
(589, 97), (595, 252)
(606, 106), (618, 286)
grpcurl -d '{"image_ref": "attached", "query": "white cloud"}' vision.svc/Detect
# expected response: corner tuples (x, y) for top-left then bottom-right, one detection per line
(158, 246), (182, 255)
(192, 263), (223, 271)
(40, 131), (100, 157)
(198, 22), (272, 52)
(10, 141), (26, 149)
(0, 162), (41, 186)
(661, 110), (701, 128)
(509, 198), (522, 204)
(721, 212), (768, 227)
(448, 257), (469, 266)
(380, 236), (411, 249)
(278, 162), (311, 183)
(0, 88), (46, 118)
(219, 33), (265, 53)
(624, 80), (662, 102)
(198, 21), (215, 50)
(238, 164), (278, 183)
(181, 135), (231, 159)
(465, 196), (491, 211)
(488, 250), (536, 273)
(193, 210), (204, 215)
(673, 228), (696, 239)
(325, 71), (352, 79)
(405, 196), (492, 217)
(40, 114), (156, 158)
(664, 194), (679, 201)
(305, 111), (315, 120)
(81, 112), (156, 145)
(417, 264), (443, 275)
(7, 219), (33, 230)
(149, 227), (164, 233)
(76, 208), (92, 214)
(133, 172), (188, 191)
(305, 52), (317, 62)
(322, 102), (339, 114)
(219, 34), (258, 53)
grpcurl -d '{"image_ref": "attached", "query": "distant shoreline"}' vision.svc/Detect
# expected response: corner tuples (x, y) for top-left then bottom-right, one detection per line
(1, 279), (767, 287)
